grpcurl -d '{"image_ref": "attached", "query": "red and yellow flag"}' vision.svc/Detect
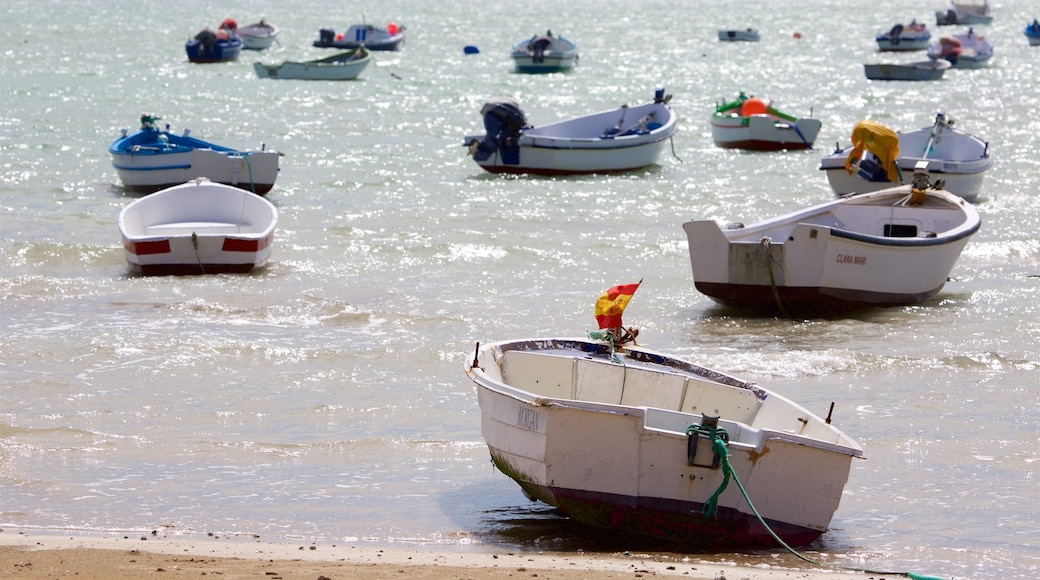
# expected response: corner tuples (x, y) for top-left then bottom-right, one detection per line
(594, 281), (641, 329)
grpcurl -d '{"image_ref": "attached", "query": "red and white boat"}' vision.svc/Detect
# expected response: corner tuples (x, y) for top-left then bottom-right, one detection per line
(710, 92), (821, 151)
(119, 179), (277, 276)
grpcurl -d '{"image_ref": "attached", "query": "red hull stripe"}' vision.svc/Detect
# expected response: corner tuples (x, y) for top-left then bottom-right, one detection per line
(126, 239), (171, 256)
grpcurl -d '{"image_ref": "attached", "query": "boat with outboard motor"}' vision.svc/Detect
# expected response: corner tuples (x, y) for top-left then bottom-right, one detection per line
(463, 88), (677, 175)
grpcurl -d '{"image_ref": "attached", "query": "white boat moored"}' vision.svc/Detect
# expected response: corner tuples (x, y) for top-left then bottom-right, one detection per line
(717, 28), (760, 42)
(510, 31), (578, 73)
(864, 58), (951, 81)
(710, 92), (821, 150)
(464, 88), (677, 175)
(466, 336), (863, 548)
(819, 111), (991, 201)
(875, 20), (932, 51)
(254, 48), (371, 81)
(935, 1), (993, 26)
(682, 173), (980, 313)
(118, 178), (277, 276)
(239, 20), (279, 50)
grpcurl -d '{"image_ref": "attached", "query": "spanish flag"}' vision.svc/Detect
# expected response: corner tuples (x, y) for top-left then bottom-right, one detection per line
(594, 281), (641, 329)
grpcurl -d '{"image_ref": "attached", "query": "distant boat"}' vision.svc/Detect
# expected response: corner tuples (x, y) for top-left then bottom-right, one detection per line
(239, 19), (279, 50)
(118, 179), (278, 277)
(463, 88), (677, 175)
(682, 176), (980, 312)
(819, 111), (992, 201)
(710, 92), (821, 150)
(1025, 19), (1040, 46)
(864, 58), (951, 81)
(510, 31), (578, 73)
(927, 29), (993, 68)
(186, 19), (242, 63)
(466, 336), (863, 548)
(254, 48), (371, 81)
(717, 28), (760, 42)
(875, 20), (931, 51)
(935, 1), (993, 26)
(314, 23), (405, 51)
(109, 114), (281, 195)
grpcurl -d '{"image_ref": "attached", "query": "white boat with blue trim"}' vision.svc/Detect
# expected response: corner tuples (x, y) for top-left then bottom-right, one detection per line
(511, 31), (578, 73)
(682, 173), (980, 313)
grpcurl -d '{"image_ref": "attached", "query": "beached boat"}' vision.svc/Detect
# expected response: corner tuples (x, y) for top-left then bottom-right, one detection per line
(875, 21), (932, 51)
(464, 88), (677, 175)
(239, 19), (279, 50)
(118, 178), (278, 277)
(717, 28), (760, 42)
(710, 92), (821, 151)
(864, 58), (951, 81)
(465, 336), (863, 548)
(927, 29), (993, 68)
(682, 173), (980, 313)
(819, 112), (991, 201)
(254, 48), (370, 81)
(186, 19), (242, 63)
(1027, 20), (1040, 46)
(314, 23), (405, 51)
(935, 1), (992, 26)
(511, 31), (578, 73)
(109, 115), (281, 195)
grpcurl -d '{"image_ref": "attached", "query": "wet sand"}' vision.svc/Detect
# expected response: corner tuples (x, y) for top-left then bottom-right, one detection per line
(0, 530), (871, 579)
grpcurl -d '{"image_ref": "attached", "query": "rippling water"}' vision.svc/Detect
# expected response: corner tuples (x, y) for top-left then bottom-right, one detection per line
(1, 1), (1037, 578)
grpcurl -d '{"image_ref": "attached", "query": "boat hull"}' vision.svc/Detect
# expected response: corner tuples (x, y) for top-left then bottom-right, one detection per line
(466, 338), (862, 548)
(185, 37), (242, 63)
(118, 180), (277, 276)
(240, 22), (278, 50)
(682, 186), (980, 312)
(253, 51), (370, 80)
(314, 24), (405, 51)
(711, 116), (821, 151)
(717, 30), (760, 42)
(511, 35), (578, 73)
(864, 60), (950, 81)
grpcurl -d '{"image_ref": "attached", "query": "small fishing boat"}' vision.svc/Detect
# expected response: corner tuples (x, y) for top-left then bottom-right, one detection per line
(819, 111), (991, 201)
(118, 178), (278, 277)
(710, 92), (821, 151)
(314, 22), (405, 51)
(239, 19), (279, 50)
(875, 20), (932, 51)
(254, 48), (371, 81)
(510, 31), (578, 73)
(682, 170), (980, 313)
(927, 29), (993, 68)
(717, 28), (760, 42)
(109, 114), (281, 195)
(186, 19), (242, 63)
(864, 57), (951, 81)
(935, 1), (992, 26)
(463, 88), (677, 175)
(1027, 19), (1040, 46)
(465, 335), (863, 548)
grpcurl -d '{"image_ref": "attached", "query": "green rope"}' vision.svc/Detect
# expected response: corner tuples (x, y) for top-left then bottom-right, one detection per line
(689, 428), (948, 580)
(761, 239), (791, 319)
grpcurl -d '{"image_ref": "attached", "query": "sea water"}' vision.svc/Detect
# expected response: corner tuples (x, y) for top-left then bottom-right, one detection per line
(1, 1), (1037, 578)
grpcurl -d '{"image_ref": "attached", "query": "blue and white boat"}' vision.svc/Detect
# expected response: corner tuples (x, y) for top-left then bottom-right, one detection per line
(510, 31), (578, 73)
(935, 1), (992, 26)
(314, 22), (405, 51)
(185, 19), (242, 63)
(109, 115), (281, 195)
(717, 28), (760, 42)
(1026, 19), (1040, 46)
(875, 20), (931, 51)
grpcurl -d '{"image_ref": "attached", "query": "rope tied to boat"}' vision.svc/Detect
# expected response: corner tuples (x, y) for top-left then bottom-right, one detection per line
(760, 237), (791, 319)
(691, 428), (949, 579)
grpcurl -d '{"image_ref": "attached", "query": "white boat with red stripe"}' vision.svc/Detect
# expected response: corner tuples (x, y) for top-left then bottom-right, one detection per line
(118, 178), (277, 276)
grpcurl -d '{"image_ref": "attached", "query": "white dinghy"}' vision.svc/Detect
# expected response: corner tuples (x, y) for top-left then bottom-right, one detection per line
(119, 178), (277, 276)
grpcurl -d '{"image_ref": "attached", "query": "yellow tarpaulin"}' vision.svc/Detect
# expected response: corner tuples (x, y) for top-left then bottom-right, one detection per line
(845, 120), (901, 182)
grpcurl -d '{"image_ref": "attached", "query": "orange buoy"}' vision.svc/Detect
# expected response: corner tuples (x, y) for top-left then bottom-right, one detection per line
(741, 98), (768, 116)
(793, 31), (802, 39)
(336, 33), (344, 41)
(387, 22), (398, 35)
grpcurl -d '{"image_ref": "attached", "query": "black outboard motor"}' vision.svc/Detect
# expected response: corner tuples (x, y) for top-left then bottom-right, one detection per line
(856, 152), (889, 182)
(473, 97), (528, 165)
(194, 28), (217, 55)
(529, 35), (552, 63)
(318, 28), (336, 46)
(889, 23), (904, 44)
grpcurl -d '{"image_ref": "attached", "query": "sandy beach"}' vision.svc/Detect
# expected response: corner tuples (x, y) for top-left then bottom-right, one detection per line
(0, 530), (874, 579)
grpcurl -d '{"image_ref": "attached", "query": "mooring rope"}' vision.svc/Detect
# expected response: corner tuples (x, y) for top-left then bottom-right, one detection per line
(692, 427), (949, 580)
(760, 237), (791, 319)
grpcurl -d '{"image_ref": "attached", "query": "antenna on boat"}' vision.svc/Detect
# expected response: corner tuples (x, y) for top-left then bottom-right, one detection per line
(471, 342), (480, 369)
